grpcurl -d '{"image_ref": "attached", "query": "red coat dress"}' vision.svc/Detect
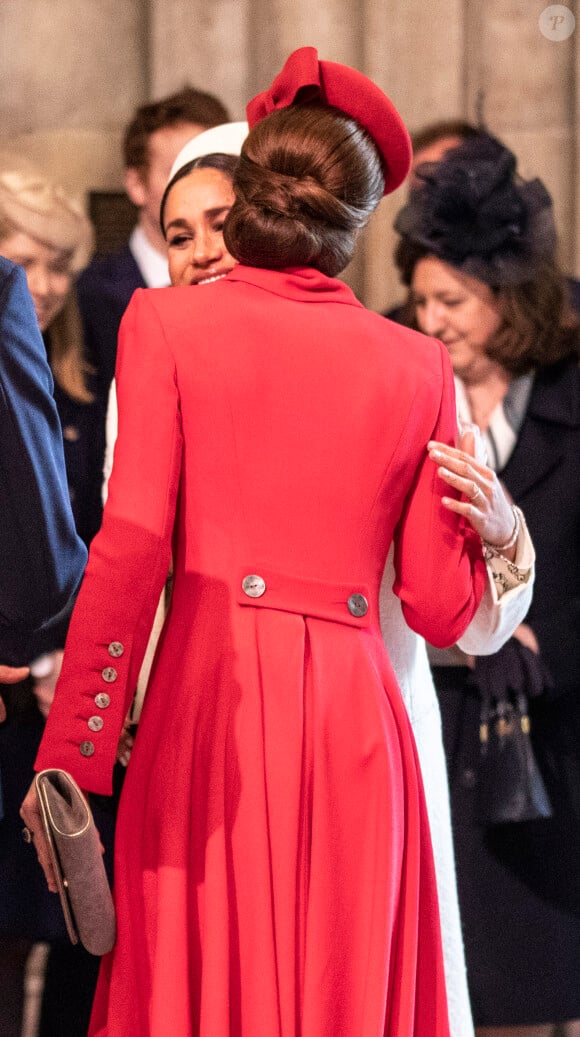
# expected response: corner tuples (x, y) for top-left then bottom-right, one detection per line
(36, 265), (486, 1037)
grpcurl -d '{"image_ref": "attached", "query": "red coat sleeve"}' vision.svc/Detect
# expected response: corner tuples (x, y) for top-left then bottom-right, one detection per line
(392, 340), (487, 647)
(35, 290), (183, 794)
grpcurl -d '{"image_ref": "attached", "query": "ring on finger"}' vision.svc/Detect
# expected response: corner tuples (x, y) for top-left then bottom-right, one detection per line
(470, 484), (484, 505)
(22, 826), (34, 844)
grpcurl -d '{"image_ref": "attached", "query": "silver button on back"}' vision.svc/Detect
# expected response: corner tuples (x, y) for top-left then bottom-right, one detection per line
(347, 593), (368, 618)
(242, 574), (266, 598)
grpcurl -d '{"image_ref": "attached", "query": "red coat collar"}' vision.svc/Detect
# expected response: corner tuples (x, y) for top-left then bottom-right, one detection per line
(225, 264), (364, 307)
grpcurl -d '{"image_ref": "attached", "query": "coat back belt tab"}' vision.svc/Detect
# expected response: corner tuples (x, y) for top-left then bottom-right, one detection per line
(236, 566), (372, 628)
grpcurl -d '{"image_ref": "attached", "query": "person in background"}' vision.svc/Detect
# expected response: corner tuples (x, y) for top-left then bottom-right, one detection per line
(102, 120), (245, 496)
(387, 119), (579, 321)
(76, 85), (230, 411)
(102, 123), (244, 764)
(0, 159), (105, 1037)
(393, 130), (580, 1037)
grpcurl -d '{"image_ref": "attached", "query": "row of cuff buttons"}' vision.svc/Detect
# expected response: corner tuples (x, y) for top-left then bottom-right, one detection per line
(79, 642), (124, 758)
(241, 575), (369, 618)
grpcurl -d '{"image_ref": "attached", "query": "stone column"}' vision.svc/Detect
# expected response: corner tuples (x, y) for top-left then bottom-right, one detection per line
(2, 0), (146, 197)
(245, 0), (363, 96)
(465, 0), (577, 273)
(363, 0), (467, 312)
(148, 0), (252, 119)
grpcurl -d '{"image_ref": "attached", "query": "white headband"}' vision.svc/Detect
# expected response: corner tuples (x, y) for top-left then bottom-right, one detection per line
(168, 121), (249, 185)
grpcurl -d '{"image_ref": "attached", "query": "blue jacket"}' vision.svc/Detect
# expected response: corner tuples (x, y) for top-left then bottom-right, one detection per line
(0, 257), (87, 665)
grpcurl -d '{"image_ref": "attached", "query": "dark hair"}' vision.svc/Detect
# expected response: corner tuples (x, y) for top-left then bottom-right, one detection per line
(411, 119), (479, 155)
(223, 105), (385, 277)
(160, 153), (238, 236)
(123, 87), (231, 171)
(394, 236), (580, 375)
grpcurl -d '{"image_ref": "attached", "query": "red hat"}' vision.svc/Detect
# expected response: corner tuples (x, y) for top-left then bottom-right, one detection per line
(246, 47), (412, 196)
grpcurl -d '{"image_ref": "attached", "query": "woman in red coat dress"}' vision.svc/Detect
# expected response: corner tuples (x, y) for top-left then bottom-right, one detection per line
(23, 49), (517, 1036)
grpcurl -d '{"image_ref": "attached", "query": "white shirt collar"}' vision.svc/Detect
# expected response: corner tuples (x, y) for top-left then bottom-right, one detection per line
(454, 374), (532, 472)
(129, 225), (170, 288)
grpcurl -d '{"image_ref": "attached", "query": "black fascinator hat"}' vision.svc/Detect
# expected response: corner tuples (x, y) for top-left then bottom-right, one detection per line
(394, 132), (557, 288)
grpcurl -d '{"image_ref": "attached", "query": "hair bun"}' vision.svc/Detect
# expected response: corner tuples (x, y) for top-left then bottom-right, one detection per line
(236, 153), (362, 231)
(224, 106), (385, 277)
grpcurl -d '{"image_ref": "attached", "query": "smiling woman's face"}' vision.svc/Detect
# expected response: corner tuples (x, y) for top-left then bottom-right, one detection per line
(163, 167), (236, 287)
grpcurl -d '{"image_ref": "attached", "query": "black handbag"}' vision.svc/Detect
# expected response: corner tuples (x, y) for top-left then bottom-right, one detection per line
(470, 639), (554, 826)
(475, 688), (552, 824)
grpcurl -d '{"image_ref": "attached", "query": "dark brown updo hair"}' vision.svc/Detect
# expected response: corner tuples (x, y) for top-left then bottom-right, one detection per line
(223, 105), (385, 277)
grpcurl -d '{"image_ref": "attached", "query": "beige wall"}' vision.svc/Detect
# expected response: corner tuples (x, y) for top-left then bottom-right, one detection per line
(2, 0), (146, 196)
(1, 0), (578, 309)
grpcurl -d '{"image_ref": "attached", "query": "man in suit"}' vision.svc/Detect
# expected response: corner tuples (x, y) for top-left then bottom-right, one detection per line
(77, 86), (230, 406)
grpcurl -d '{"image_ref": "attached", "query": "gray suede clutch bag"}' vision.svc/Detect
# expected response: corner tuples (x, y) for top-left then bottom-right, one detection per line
(35, 768), (116, 956)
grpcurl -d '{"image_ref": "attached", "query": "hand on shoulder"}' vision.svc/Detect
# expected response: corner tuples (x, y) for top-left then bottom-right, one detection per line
(428, 425), (518, 559)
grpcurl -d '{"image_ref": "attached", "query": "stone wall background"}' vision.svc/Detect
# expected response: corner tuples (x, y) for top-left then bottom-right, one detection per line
(1, 0), (578, 309)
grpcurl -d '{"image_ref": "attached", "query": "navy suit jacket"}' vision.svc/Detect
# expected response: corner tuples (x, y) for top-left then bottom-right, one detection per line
(0, 257), (87, 665)
(76, 245), (146, 404)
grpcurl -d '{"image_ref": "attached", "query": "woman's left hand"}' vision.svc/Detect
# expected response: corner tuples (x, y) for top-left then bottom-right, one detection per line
(428, 426), (516, 551)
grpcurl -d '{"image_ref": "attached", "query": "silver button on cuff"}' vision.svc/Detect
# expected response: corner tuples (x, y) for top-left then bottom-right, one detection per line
(242, 574), (266, 598)
(108, 641), (124, 658)
(347, 593), (368, 618)
(79, 740), (95, 757)
(88, 716), (104, 732)
(95, 692), (111, 709)
(101, 667), (118, 683)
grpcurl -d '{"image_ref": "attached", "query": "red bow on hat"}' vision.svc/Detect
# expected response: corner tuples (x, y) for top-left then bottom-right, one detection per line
(247, 47), (324, 122)
(246, 46), (412, 196)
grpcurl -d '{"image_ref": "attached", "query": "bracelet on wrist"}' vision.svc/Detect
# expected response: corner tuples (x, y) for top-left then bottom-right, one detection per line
(481, 504), (521, 555)
(483, 547), (529, 584)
